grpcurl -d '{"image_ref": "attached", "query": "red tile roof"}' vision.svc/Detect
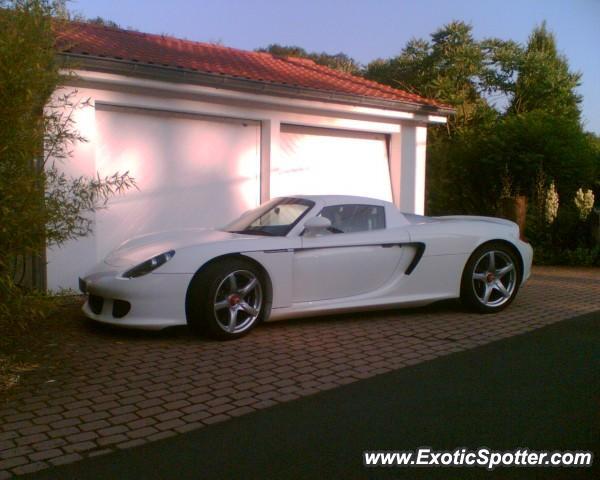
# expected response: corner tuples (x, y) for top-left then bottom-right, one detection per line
(56, 21), (449, 111)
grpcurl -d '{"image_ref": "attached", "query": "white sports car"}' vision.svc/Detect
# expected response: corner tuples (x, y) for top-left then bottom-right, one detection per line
(80, 195), (533, 339)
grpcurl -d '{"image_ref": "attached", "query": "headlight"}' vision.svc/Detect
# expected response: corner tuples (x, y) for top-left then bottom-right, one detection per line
(122, 250), (175, 278)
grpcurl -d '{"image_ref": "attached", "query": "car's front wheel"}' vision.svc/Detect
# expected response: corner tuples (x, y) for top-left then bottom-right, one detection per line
(186, 258), (267, 339)
(461, 242), (521, 313)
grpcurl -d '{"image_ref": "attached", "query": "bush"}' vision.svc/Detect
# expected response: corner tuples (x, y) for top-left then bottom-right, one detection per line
(533, 246), (600, 267)
(525, 178), (599, 266)
(0, 276), (59, 333)
(1, 0), (135, 330)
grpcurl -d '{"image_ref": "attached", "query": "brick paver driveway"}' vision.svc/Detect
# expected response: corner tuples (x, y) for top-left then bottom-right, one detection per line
(1, 266), (599, 477)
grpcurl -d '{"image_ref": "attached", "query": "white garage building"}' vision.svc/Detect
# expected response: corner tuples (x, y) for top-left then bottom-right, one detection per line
(48, 22), (452, 291)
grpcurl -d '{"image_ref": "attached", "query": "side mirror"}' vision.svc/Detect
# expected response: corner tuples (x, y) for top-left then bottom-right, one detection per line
(303, 216), (331, 234)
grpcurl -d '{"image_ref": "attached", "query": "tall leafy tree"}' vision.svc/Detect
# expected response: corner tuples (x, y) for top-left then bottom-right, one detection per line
(510, 22), (582, 119)
(494, 23), (593, 200)
(365, 22), (508, 213)
(365, 38), (431, 97)
(364, 21), (597, 217)
(366, 22), (507, 131)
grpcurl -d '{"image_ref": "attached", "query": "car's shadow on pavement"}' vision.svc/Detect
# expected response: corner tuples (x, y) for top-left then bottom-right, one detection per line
(80, 298), (465, 342)
(81, 317), (192, 340)
(264, 298), (464, 329)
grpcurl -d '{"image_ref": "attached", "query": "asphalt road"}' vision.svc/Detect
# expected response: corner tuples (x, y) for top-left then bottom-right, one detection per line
(25, 310), (599, 480)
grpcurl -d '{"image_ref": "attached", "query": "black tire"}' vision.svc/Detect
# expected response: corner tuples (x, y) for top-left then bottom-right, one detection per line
(186, 257), (268, 340)
(460, 242), (521, 313)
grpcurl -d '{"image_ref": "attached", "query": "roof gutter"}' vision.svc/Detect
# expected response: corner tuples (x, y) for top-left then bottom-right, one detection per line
(57, 53), (455, 117)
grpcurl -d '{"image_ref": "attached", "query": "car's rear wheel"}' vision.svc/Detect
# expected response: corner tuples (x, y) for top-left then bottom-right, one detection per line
(461, 242), (521, 313)
(186, 258), (267, 339)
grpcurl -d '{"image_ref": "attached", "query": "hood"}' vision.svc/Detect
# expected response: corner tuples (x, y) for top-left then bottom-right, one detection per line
(104, 228), (252, 268)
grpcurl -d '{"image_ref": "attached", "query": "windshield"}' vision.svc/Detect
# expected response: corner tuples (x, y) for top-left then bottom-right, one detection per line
(224, 197), (315, 236)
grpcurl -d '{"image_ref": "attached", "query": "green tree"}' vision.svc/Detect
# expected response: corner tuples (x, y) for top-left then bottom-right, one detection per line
(493, 23), (594, 201)
(510, 22), (582, 119)
(365, 20), (598, 263)
(364, 21), (597, 218)
(361, 38), (431, 96)
(365, 22), (510, 130)
(0, 0), (135, 328)
(365, 22), (508, 213)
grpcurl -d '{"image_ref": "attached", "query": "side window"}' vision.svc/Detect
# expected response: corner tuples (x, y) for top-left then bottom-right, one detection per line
(319, 204), (386, 234)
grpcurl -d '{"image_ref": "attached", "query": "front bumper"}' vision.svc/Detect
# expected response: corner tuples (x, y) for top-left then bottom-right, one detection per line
(79, 269), (193, 330)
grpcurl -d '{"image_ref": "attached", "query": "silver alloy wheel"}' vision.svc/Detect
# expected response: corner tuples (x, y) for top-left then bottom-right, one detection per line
(471, 250), (517, 308)
(213, 270), (263, 334)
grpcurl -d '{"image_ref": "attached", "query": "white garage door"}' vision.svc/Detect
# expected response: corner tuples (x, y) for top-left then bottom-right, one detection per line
(271, 125), (392, 201)
(94, 105), (260, 261)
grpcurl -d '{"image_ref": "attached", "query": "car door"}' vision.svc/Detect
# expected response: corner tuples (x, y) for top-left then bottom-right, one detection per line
(293, 204), (409, 303)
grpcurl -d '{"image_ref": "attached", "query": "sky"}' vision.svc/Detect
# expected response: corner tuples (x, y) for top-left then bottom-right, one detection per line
(70, 0), (600, 133)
